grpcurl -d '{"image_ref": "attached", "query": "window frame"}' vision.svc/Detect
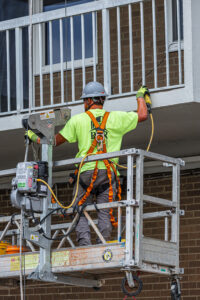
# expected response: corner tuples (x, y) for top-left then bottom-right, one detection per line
(33, 0), (98, 75)
(167, 0), (184, 53)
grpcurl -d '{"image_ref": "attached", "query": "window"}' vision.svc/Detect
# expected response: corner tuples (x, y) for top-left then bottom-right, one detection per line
(44, 0), (94, 65)
(172, 0), (183, 42)
(0, 0), (29, 112)
(33, 0), (96, 74)
(168, 0), (183, 52)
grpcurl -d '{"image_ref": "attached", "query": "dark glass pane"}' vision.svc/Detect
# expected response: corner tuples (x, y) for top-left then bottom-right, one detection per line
(0, 0), (28, 113)
(44, 0), (94, 65)
(172, 0), (183, 42)
(22, 27), (29, 109)
(10, 30), (17, 111)
(0, 31), (7, 112)
(0, 0), (28, 21)
(85, 12), (93, 59)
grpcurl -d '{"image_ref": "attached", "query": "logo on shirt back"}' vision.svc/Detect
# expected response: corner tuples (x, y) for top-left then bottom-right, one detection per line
(90, 116), (108, 140)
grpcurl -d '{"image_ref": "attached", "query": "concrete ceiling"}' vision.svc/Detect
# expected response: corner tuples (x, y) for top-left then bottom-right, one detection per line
(0, 102), (199, 172)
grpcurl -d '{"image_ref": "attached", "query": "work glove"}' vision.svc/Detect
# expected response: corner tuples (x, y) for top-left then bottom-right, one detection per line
(136, 86), (151, 102)
(24, 130), (39, 143)
(136, 85), (152, 113)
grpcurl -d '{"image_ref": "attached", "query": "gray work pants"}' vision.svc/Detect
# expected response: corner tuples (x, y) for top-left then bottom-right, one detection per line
(73, 169), (116, 246)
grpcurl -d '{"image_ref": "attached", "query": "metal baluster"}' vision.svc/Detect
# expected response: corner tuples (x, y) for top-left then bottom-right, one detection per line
(28, 0), (33, 112)
(49, 21), (54, 105)
(81, 14), (86, 89)
(128, 4), (134, 92)
(15, 27), (23, 113)
(140, 2), (145, 85)
(176, 0), (182, 84)
(117, 6), (122, 94)
(70, 16), (75, 101)
(152, 0), (158, 88)
(92, 12), (97, 82)
(6, 30), (10, 113)
(102, 9), (111, 96)
(39, 23), (43, 107)
(164, 0), (170, 86)
(60, 19), (64, 104)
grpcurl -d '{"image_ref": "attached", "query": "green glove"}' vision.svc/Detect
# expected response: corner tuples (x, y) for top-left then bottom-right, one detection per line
(136, 86), (150, 101)
(25, 130), (39, 143)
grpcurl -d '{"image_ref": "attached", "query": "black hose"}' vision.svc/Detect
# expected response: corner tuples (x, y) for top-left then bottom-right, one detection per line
(40, 204), (88, 241)
(39, 207), (61, 225)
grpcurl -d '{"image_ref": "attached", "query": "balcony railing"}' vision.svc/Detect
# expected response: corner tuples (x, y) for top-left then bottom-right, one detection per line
(0, 0), (184, 116)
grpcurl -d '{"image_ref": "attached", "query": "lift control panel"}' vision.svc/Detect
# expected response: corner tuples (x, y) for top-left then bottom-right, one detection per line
(11, 161), (48, 212)
(14, 162), (38, 193)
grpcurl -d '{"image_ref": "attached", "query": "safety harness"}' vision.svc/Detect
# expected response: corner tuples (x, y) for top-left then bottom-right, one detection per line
(77, 111), (122, 227)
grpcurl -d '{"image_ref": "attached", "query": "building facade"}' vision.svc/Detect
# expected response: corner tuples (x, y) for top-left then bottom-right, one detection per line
(0, 0), (200, 299)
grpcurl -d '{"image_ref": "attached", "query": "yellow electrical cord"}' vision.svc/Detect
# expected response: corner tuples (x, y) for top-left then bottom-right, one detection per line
(37, 152), (96, 210)
(111, 112), (154, 169)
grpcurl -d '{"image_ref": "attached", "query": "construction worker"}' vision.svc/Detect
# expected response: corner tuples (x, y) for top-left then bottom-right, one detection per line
(27, 82), (150, 246)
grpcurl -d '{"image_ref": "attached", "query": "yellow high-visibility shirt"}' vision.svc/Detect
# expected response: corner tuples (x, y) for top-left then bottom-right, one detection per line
(59, 109), (138, 173)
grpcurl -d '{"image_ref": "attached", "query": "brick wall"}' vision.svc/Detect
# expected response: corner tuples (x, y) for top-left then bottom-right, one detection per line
(34, 0), (183, 106)
(0, 170), (200, 299)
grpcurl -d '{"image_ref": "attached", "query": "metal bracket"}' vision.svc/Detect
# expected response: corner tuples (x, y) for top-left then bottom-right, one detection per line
(23, 227), (49, 249)
(122, 259), (135, 268)
(179, 210), (185, 216)
(28, 268), (104, 288)
(28, 266), (56, 282)
(174, 268), (184, 275)
(163, 162), (173, 168)
(170, 274), (182, 300)
(125, 271), (135, 288)
(120, 200), (138, 207)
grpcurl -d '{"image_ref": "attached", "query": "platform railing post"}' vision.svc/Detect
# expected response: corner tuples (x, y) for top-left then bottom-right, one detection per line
(38, 143), (53, 277)
(172, 164), (180, 271)
(117, 206), (122, 242)
(125, 154), (134, 266)
(135, 154), (144, 267)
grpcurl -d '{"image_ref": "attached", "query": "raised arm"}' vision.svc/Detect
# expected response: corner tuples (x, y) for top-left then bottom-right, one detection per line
(54, 133), (68, 146)
(25, 131), (68, 146)
(136, 86), (151, 122)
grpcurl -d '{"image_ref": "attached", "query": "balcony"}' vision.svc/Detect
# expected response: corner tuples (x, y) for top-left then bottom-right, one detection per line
(0, 0), (189, 116)
(0, 0), (200, 171)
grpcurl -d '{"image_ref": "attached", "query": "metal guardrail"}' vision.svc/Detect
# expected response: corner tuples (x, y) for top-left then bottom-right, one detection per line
(0, 148), (184, 275)
(0, 0), (184, 115)
(0, 148), (185, 177)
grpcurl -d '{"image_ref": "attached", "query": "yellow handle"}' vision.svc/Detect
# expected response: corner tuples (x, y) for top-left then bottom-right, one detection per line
(144, 94), (152, 105)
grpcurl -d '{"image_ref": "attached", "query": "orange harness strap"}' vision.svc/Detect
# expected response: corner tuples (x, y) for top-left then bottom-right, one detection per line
(86, 111), (110, 154)
(78, 111), (121, 227)
(78, 161), (99, 206)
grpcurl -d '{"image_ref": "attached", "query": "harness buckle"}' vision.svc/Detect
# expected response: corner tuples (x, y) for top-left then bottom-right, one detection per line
(96, 129), (104, 151)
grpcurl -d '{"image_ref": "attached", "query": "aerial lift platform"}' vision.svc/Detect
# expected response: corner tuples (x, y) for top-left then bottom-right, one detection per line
(0, 109), (184, 298)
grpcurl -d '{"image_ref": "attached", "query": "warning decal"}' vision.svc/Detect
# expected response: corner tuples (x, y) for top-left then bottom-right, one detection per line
(10, 254), (39, 271)
(52, 251), (69, 267)
(40, 111), (55, 120)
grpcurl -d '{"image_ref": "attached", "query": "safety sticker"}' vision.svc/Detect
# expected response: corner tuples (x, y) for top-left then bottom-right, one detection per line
(52, 251), (69, 267)
(10, 254), (39, 271)
(18, 183), (26, 188)
(102, 249), (113, 263)
(40, 111), (55, 120)
(30, 234), (39, 242)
